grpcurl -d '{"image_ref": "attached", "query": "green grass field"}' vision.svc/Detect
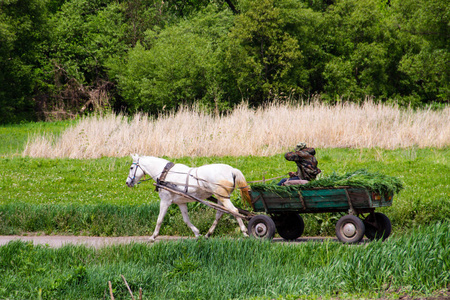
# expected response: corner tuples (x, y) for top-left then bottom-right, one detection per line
(0, 120), (75, 155)
(1, 147), (449, 236)
(1, 222), (449, 299)
(1, 121), (450, 299)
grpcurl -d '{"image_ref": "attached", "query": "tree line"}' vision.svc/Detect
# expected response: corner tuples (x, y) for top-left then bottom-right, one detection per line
(0, 0), (448, 123)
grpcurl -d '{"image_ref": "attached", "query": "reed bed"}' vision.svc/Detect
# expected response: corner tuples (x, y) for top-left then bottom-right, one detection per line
(23, 102), (450, 158)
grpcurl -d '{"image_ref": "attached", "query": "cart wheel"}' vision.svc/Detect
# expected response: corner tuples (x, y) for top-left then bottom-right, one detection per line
(364, 212), (392, 241)
(274, 213), (305, 240)
(248, 215), (276, 240)
(335, 215), (365, 244)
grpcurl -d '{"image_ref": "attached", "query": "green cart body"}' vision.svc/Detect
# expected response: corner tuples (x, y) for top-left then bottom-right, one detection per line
(247, 186), (394, 243)
(250, 187), (393, 215)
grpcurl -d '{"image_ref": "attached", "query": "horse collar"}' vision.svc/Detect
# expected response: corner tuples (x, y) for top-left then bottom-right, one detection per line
(155, 162), (175, 191)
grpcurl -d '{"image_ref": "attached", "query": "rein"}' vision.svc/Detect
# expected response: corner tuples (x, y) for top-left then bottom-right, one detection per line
(247, 175), (286, 183)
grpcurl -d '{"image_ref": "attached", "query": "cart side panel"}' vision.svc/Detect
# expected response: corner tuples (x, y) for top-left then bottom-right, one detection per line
(346, 188), (372, 208)
(251, 192), (266, 211)
(301, 188), (349, 210)
(251, 191), (303, 212)
(251, 188), (354, 213)
(250, 187), (393, 214)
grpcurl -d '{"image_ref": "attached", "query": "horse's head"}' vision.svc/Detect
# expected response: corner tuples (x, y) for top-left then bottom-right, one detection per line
(126, 154), (145, 188)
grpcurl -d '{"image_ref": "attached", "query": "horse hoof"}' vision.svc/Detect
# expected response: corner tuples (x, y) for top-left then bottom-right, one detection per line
(148, 237), (156, 243)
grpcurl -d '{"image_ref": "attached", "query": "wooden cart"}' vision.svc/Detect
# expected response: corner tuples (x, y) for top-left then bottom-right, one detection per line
(248, 186), (394, 243)
(156, 182), (393, 244)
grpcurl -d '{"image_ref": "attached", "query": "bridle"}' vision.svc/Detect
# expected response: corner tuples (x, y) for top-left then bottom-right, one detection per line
(128, 159), (151, 184)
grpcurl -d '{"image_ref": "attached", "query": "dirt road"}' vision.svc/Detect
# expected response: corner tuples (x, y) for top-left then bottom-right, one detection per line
(0, 235), (336, 248)
(0, 235), (187, 248)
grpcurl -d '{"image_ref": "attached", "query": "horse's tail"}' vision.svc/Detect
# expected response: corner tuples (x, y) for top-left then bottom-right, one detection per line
(233, 169), (252, 207)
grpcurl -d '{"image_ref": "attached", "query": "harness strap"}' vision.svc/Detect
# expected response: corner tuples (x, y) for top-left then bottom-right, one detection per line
(155, 162), (175, 192)
(247, 175), (286, 183)
(185, 168), (194, 193)
(152, 163), (248, 197)
(169, 170), (249, 190)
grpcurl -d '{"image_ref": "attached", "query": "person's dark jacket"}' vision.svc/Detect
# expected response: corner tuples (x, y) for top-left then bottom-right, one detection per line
(284, 148), (321, 181)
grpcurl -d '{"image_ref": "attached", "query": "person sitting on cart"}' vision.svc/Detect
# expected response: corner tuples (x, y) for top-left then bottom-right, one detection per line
(278, 142), (321, 186)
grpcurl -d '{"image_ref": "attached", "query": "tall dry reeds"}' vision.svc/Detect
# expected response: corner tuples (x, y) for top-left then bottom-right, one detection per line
(23, 102), (450, 158)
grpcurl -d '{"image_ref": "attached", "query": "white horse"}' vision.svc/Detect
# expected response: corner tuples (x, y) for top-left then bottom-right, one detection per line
(126, 154), (251, 241)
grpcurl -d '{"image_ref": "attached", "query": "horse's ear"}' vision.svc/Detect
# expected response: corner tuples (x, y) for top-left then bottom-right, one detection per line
(131, 154), (139, 161)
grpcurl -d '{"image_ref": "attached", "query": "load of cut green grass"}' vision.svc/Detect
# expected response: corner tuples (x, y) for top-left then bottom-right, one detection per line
(251, 169), (404, 195)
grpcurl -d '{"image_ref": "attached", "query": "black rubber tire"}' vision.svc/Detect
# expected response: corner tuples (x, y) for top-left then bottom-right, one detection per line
(364, 212), (392, 241)
(248, 215), (276, 240)
(274, 213), (305, 240)
(335, 215), (365, 244)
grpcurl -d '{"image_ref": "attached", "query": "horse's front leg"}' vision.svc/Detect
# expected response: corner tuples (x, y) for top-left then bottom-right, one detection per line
(149, 197), (172, 242)
(178, 203), (201, 238)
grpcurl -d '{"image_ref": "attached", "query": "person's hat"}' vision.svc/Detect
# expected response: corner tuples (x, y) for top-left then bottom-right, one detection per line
(295, 142), (307, 151)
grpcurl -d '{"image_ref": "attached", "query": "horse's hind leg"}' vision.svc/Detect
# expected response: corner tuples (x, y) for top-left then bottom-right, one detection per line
(205, 210), (224, 238)
(219, 198), (249, 237)
(235, 217), (248, 237)
(178, 203), (201, 238)
(149, 197), (171, 242)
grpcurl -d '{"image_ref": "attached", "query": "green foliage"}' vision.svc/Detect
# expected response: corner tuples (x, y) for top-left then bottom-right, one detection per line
(226, 0), (304, 102)
(0, 0), (49, 123)
(320, 0), (396, 101)
(34, 0), (129, 117)
(1, 0), (449, 122)
(0, 222), (449, 299)
(48, 0), (127, 85)
(109, 6), (235, 112)
(392, 0), (450, 103)
(252, 169), (404, 195)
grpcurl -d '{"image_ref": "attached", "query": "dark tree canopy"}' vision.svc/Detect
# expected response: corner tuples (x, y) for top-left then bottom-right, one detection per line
(0, 0), (448, 123)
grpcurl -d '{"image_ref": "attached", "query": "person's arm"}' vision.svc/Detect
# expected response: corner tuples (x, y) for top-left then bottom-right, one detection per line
(285, 151), (310, 161)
